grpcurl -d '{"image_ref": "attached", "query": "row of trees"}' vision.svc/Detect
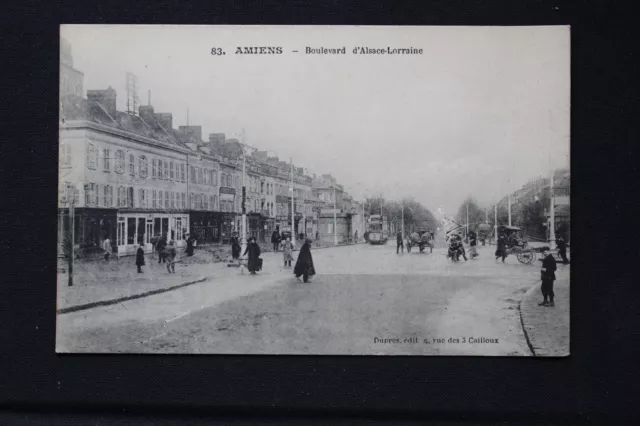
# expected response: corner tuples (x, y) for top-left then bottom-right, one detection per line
(455, 193), (553, 241)
(364, 195), (438, 235)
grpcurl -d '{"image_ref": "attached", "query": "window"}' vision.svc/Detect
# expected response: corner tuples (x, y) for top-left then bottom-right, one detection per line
(190, 193), (195, 209)
(164, 191), (169, 209)
(204, 195), (209, 210)
(152, 159), (157, 179)
(59, 144), (72, 168)
(212, 170), (217, 186)
(220, 173), (226, 187)
(158, 190), (163, 208)
(84, 183), (96, 206)
(213, 195), (218, 211)
(171, 191), (175, 209)
(162, 160), (168, 180)
(181, 164), (185, 182)
(139, 188), (145, 208)
(86, 143), (97, 169)
(139, 155), (148, 178)
(103, 185), (109, 207)
(115, 150), (125, 173)
(152, 190), (157, 208)
(117, 218), (125, 246)
(197, 168), (203, 184)
(228, 174), (233, 188)
(182, 193), (186, 209)
(129, 154), (135, 175)
(103, 148), (110, 171)
(176, 218), (183, 241)
(128, 187), (134, 207)
(170, 161), (175, 180)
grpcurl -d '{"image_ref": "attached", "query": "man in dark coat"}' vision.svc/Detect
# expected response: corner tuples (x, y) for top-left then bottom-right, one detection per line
(396, 231), (404, 254)
(539, 247), (558, 306)
(243, 236), (261, 274)
(136, 244), (145, 273)
(495, 233), (507, 262)
(230, 232), (241, 260)
(186, 234), (195, 256)
(157, 236), (167, 263)
(271, 230), (280, 251)
(556, 236), (569, 264)
(294, 237), (316, 283)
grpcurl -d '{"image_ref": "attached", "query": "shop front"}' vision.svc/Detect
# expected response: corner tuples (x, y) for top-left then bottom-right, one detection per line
(117, 210), (188, 255)
(58, 207), (118, 257)
(219, 187), (236, 244)
(190, 212), (223, 244)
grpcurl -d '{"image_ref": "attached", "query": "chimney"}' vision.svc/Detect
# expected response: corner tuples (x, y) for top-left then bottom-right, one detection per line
(138, 105), (155, 124)
(155, 113), (173, 130)
(87, 87), (117, 118)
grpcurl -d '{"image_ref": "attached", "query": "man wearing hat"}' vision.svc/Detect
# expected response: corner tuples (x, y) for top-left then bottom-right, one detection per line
(165, 240), (177, 273)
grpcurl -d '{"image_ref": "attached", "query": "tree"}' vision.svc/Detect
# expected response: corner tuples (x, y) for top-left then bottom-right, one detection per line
(455, 197), (486, 232)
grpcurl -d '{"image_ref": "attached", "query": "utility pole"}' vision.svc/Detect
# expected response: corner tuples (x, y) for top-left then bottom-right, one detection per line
(466, 202), (469, 237)
(68, 197), (75, 287)
(494, 204), (498, 243)
(333, 185), (338, 245)
(549, 169), (556, 249)
(508, 194), (512, 226)
(290, 158), (296, 248)
(239, 130), (247, 271)
(401, 200), (405, 241)
(361, 198), (365, 242)
(485, 208), (488, 224)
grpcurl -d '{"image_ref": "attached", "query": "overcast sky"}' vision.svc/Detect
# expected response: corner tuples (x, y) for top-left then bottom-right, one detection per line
(61, 25), (570, 216)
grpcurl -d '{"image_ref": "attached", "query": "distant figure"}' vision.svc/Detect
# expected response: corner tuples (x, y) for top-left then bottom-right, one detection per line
(102, 237), (111, 261)
(495, 233), (507, 262)
(294, 237), (316, 283)
(396, 231), (404, 254)
(556, 236), (569, 264)
(135, 244), (145, 273)
(281, 236), (294, 267)
(468, 231), (478, 258)
(243, 236), (261, 275)
(186, 234), (195, 256)
(271, 230), (280, 251)
(315, 231), (319, 241)
(165, 241), (177, 273)
(156, 236), (167, 264)
(539, 247), (558, 306)
(230, 232), (241, 260)
(354, 230), (358, 243)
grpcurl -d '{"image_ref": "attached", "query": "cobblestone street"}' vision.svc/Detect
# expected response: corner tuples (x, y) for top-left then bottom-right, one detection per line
(57, 243), (569, 356)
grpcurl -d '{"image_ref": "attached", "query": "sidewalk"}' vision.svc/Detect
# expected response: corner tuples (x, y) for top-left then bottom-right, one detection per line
(519, 264), (570, 356)
(57, 252), (216, 313)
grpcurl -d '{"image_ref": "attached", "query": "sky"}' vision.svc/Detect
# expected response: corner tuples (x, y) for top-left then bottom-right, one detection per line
(61, 25), (570, 217)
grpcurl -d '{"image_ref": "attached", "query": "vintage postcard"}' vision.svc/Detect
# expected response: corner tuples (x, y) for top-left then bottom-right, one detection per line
(57, 25), (570, 355)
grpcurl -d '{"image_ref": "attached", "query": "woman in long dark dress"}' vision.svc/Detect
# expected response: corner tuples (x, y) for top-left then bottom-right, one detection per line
(230, 232), (241, 260)
(294, 237), (316, 283)
(186, 234), (195, 256)
(243, 236), (261, 274)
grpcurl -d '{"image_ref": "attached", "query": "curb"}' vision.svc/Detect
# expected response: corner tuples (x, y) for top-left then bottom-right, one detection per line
(57, 276), (208, 315)
(518, 282), (540, 357)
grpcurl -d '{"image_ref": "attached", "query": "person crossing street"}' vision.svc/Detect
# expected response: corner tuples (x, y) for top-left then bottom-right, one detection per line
(165, 240), (177, 273)
(396, 231), (404, 254)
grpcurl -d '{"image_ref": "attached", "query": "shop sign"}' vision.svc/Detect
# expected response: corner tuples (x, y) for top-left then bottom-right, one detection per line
(220, 187), (236, 195)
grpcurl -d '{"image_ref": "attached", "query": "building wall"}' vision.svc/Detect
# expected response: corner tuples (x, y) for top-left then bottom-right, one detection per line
(318, 214), (352, 244)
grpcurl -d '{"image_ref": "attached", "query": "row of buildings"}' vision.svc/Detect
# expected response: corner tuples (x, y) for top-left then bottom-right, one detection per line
(59, 39), (365, 256)
(495, 168), (571, 241)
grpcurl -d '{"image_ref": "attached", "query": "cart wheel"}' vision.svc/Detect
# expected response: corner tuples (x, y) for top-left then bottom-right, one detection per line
(517, 251), (536, 265)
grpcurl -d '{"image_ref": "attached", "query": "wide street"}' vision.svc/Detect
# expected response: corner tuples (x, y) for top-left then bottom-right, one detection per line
(56, 242), (568, 355)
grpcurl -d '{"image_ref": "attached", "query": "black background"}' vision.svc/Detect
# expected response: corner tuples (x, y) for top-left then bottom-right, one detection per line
(1, 0), (638, 424)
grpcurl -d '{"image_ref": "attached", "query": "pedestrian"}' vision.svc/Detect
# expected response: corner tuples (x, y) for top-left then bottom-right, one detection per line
(294, 237), (316, 283)
(396, 231), (404, 254)
(103, 237), (111, 262)
(354, 230), (358, 243)
(186, 234), (195, 257)
(539, 246), (558, 306)
(468, 230), (478, 258)
(315, 231), (319, 241)
(406, 234), (412, 253)
(243, 236), (261, 274)
(495, 233), (507, 262)
(135, 244), (145, 273)
(230, 232), (241, 260)
(165, 240), (177, 273)
(556, 235), (569, 264)
(157, 235), (167, 264)
(281, 236), (294, 267)
(456, 234), (468, 261)
(271, 229), (280, 251)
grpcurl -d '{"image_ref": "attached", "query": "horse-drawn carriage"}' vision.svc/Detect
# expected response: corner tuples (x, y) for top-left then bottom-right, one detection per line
(496, 225), (539, 264)
(407, 229), (434, 253)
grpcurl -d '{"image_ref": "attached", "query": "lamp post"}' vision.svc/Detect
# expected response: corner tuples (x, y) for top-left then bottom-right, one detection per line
(401, 200), (405, 241)
(333, 185), (338, 245)
(290, 158), (296, 248)
(549, 169), (556, 249)
(494, 204), (498, 242)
